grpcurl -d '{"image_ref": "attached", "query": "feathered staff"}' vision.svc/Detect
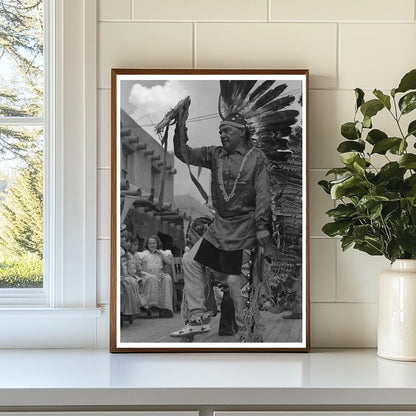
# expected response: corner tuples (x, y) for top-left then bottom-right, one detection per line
(154, 96), (208, 206)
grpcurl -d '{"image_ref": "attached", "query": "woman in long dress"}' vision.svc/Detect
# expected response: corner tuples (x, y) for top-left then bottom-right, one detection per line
(120, 254), (142, 324)
(138, 235), (174, 317)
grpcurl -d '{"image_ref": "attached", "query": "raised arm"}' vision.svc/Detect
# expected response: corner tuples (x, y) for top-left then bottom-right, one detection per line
(173, 123), (214, 169)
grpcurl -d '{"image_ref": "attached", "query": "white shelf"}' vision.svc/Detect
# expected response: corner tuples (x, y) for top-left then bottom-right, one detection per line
(0, 348), (416, 409)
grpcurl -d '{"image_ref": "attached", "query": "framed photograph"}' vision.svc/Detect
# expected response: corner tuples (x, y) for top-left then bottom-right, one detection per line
(110, 69), (309, 352)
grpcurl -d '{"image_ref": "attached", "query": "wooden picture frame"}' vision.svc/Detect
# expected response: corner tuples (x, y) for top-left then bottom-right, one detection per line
(110, 69), (310, 352)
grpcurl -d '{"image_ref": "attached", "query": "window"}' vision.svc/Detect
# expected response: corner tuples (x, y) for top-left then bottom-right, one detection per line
(0, 0), (100, 349)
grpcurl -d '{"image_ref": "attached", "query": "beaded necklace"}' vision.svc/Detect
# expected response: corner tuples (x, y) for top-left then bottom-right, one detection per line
(217, 148), (254, 202)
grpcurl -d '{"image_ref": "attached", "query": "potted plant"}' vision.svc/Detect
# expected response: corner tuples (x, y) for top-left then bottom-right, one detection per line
(319, 68), (416, 361)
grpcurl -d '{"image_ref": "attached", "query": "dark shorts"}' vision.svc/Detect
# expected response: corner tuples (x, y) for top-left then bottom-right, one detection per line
(194, 238), (243, 275)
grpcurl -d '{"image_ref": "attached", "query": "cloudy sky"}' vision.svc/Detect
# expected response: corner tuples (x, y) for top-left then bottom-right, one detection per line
(119, 78), (302, 202)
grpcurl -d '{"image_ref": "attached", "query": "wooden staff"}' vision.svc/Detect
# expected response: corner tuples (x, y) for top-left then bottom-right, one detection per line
(158, 125), (169, 208)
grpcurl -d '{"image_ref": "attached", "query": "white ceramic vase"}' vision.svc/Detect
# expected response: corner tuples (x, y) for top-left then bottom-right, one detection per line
(378, 259), (416, 361)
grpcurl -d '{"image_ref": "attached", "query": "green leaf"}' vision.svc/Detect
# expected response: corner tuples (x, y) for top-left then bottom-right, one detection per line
(399, 154), (416, 169)
(371, 137), (402, 154)
(337, 140), (365, 153)
(408, 120), (416, 138)
(354, 241), (383, 256)
(326, 203), (357, 220)
(360, 99), (384, 119)
(318, 180), (331, 194)
(366, 129), (388, 145)
(353, 158), (366, 174)
(355, 88), (365, 110)
(339, 152), (361, 167)
(369, 203), (383, 220)
(325, 167), (351, 176)
(352, 224), (374, 240)
(363, 116), (372, 129)
(389, 139), (408, 155)
(341, 235), (355, 251)
(322, 221), (351, 237)
(330, 176), (357, 199)
(330, 175), (368, 200)
(378, 162), (406, 181)
(396, 69), (416, 94)
(357, 195), (389, 211)
(373, 89), (391, 110)
(341, 122), (360, 140)
(386, 240), (402, 262)
(398, 227), (416, 255)
(399, 92), (416, 115)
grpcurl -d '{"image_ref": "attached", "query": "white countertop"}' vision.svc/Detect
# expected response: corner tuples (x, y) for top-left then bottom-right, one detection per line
(0, 348), (416, 407)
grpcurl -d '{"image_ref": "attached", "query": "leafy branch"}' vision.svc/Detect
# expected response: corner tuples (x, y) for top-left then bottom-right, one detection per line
(319, 69), (416, 262)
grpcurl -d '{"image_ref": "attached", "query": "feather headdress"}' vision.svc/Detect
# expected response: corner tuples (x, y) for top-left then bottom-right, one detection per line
(218, 80), (300, 164)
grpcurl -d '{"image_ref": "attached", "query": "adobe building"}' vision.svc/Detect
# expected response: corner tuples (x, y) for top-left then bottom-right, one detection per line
(120, 109), (186, 255)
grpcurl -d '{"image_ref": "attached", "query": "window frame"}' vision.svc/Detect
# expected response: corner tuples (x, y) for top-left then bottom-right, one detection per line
(0, 0), (100, 348)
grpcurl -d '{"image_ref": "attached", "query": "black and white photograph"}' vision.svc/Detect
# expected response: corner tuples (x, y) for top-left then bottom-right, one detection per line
(110, 69), (309, 352)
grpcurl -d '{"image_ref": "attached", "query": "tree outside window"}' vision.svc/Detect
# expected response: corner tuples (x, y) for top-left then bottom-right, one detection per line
(0, 0), (44, 288)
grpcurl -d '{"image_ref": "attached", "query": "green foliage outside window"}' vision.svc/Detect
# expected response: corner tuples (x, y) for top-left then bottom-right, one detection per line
(0, 0), (44, 288)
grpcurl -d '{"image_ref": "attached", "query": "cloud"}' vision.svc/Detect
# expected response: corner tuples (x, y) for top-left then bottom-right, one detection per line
(128, 81), (189, 128)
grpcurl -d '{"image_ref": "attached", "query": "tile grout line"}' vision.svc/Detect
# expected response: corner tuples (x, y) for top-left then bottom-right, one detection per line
(130, 0), (133, 20)
(98, 19), (415, 24)
(336, 22), (340, 90)
(193, 22), (197, 68)
(311, 301), (378, 305)
(333, 230), (339, 303)
(267, 0), (271, 22)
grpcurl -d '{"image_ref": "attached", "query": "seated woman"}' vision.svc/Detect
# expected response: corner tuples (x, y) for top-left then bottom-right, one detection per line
(138, 235), (174, 317)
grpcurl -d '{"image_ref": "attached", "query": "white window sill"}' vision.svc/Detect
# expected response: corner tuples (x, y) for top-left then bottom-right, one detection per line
(0, 306), (102, 316)
(0, 307), (104, 348)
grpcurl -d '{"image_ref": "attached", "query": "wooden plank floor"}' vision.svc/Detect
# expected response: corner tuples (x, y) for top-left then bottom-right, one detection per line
(120, 310), (302, 343)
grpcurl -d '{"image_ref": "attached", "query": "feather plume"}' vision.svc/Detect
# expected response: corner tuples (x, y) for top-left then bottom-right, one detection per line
(249, 80), (276, 102)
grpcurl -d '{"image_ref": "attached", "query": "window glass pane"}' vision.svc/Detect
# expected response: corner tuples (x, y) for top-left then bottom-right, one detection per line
(0, 0), (44, 117)
(0, 126), (43, 288)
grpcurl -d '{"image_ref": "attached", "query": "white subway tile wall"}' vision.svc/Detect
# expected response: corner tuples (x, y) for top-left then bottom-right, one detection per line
(97, 0), (416, 347)
(97, 239), (110, 305)
(339, 24), (416, 90)
(270, 0), (414, 22)
(310, 239), (336, 302)
(99, 0), (131, 21)
(196, 23), (337, 89)
(131, 0), (269, 21)
(98, 90), (111, 168)
(97, 168), (111, 239)
(98, 22), (193, 88)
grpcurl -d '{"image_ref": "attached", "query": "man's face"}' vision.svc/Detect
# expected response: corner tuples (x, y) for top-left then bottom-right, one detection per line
(219, 125), (245, 152)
